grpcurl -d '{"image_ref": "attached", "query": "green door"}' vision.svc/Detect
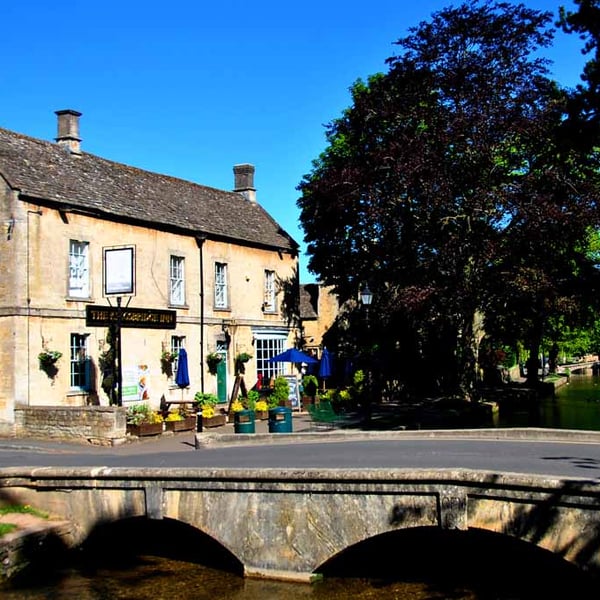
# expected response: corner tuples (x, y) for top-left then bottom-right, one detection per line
(216, 351), (227, 403)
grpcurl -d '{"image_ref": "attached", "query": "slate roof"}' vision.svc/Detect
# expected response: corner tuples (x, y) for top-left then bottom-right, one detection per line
(0, 126), (298, 252)
(300, 284), (319, 320)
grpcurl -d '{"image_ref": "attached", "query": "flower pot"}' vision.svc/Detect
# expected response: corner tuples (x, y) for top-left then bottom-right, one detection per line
(254, 410), (268, 420)
(127, 423), (163, 437)
(202, 414), (227, 428)
(164, 416), (196, 432)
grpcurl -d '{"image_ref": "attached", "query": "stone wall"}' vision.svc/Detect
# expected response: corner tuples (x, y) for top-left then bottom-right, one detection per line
(14, 406), (126, 445)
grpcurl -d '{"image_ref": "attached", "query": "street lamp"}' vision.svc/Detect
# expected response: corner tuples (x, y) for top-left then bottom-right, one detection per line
(360, 284), (374, 426)
(360, 284), (373, 322)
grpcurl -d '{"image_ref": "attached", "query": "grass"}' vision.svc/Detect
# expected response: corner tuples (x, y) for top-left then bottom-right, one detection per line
(0, 505), (49, 537)
(0, 505), (48, 519)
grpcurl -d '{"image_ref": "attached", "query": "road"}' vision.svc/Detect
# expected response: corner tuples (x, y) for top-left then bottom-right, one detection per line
(1, 431), (600, 480)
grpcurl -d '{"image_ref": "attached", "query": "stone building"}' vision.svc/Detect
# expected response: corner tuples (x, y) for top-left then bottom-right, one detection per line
(0, 109), (299, 433)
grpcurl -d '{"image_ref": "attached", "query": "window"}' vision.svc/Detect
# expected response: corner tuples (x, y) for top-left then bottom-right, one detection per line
(170, 256), (185, 306)
(263, 270), (276, 312)
(70, 333), (90, 390)
(171, 336), (185, 375)
(68, 240), (90, 298)
(214, 262), (228, 309)
(255, 333), (286, 383)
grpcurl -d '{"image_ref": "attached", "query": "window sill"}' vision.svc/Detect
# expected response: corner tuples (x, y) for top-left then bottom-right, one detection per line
(66, 296), (94, 303)
(169, 303), (189, 310)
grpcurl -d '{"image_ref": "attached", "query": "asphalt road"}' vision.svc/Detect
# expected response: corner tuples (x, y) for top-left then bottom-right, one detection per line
(1, 431), (600, 480)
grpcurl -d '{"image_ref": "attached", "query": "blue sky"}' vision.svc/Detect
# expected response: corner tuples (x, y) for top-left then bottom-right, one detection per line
(1, 1), (589, 283)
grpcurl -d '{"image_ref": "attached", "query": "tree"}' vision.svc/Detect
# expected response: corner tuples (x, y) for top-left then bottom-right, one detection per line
(298, 2), (600, 399)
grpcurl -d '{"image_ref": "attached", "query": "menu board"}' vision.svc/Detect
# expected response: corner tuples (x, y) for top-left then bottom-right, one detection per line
(283, 375), (300, 411)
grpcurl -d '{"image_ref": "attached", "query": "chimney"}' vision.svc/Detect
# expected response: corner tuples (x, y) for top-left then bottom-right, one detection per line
(55, 109), (82, 154)
(233, 163), (256, 203)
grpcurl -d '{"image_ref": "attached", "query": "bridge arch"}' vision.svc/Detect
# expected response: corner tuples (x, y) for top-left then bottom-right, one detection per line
(78, 516), (243, 575)
(316, 525), (594, 595)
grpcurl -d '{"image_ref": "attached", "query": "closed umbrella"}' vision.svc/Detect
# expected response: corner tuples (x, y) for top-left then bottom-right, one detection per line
(318, 347), (333, 379)
(318, 347), (333, 391)
(268, 348), (318, 364)
(175, 348), (190, 389)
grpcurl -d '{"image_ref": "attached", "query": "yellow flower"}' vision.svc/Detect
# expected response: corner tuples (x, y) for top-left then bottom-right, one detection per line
(231, 399), (245, 412)
(255, 400), (268, 412)
(202, 406), (215, 418)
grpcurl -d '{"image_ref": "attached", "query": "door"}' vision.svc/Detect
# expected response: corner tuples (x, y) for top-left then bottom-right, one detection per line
(216, 343), (228, 403)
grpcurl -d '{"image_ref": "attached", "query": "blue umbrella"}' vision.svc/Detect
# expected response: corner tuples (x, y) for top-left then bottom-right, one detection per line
(175, 348), (190, 388)
(268, 348), (318, 364)
(318, 347), (333, 379)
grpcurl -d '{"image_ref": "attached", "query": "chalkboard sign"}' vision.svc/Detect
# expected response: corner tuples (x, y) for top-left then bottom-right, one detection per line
(283, 375), (300, 411)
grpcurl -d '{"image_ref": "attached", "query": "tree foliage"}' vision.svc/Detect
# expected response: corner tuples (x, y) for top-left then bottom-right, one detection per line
(298, 1), (600, 399)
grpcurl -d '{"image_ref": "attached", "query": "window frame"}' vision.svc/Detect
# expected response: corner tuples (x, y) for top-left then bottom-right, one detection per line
(68, 239), (90, 299)
(169, 255), (186, 306)
(263, 269), (277, 313)
(214, 262), (229, 309)
(70, 333), (90, 390)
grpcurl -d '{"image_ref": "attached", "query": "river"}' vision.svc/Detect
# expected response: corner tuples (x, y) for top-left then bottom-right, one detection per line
(496, 374), (600, 431)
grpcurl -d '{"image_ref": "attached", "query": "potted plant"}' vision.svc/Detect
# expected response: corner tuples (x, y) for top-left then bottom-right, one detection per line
(160, 350), (176, 377)
(206, 352), (222, 375)
(164, 405), (196, 432)
(254, 399), (269, 420)
(38, 349), (62, 380)
(126, 403), (164, 437)
(235, 352), (252, 375)
(228, 398), (245, 422)
(194, 392), (226, 428)
(301, 374), (318, 408)
(272, 376), (290, 408)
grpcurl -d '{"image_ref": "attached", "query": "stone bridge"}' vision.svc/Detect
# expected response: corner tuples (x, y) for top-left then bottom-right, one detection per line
(1, 466), (599, 583)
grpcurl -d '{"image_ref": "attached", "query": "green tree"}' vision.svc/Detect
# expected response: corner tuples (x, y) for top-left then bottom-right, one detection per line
(299, 2), (582, 399)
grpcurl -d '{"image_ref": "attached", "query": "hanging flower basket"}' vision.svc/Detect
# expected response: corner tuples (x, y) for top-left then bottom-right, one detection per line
(206, 352), (222, 375)
(235, 352), (252, 375)
(38, 350), (62, 368)
(161, 351), (176, 377)
(38, 350), (62, 380)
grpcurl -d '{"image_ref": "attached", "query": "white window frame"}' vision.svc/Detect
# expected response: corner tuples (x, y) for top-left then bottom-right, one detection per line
(214, 262), (228, 309)
(254, 330), (287, 383)
(263, 270), (276, 313)
(70, 333), (90, 390)
(171, 336), (185, 375)
(169, 255), (185, 306)
(68, 240), (90, 298)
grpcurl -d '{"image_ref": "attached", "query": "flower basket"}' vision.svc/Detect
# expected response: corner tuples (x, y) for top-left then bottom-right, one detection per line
(127, 422), (163, 437)
(202, 414), (227, 428)
(206, 352), (222, 375)
(164, 416), (196, 432)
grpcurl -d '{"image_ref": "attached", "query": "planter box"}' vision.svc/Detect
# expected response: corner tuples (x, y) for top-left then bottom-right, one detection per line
(203, 414), (227, 428)
(164, 416), (196, 432)
(126, 422), (163, 437)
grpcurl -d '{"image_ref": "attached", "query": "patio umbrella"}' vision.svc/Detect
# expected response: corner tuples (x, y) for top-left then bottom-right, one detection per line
(268, 348), (318, 364)
(175, 348), (190, 388)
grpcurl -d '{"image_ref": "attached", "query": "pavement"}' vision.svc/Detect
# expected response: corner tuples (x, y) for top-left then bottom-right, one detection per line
(3, 409), (600, 457)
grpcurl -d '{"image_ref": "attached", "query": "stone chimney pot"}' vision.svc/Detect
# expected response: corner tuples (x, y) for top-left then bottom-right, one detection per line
(55, 109), (82, 155)
(233, 163), (256, 203)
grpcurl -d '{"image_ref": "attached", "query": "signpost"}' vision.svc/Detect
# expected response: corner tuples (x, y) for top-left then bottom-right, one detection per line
(92, 245), (177, 406)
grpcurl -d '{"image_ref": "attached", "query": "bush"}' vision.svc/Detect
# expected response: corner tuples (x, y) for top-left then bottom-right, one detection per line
(271, 376), (290, 408)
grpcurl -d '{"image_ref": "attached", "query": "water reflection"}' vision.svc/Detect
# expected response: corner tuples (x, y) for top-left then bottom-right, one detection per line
(497, 375), (600, 431)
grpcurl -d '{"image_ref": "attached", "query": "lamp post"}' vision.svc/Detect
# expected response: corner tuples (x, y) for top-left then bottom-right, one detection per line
(360, 284), (374, 426)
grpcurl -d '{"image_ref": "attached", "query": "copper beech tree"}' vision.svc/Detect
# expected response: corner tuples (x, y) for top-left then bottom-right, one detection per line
(298, 2), (600, 399)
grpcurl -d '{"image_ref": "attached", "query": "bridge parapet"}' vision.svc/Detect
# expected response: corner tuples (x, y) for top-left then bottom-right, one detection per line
(0, 467), (599, 583)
